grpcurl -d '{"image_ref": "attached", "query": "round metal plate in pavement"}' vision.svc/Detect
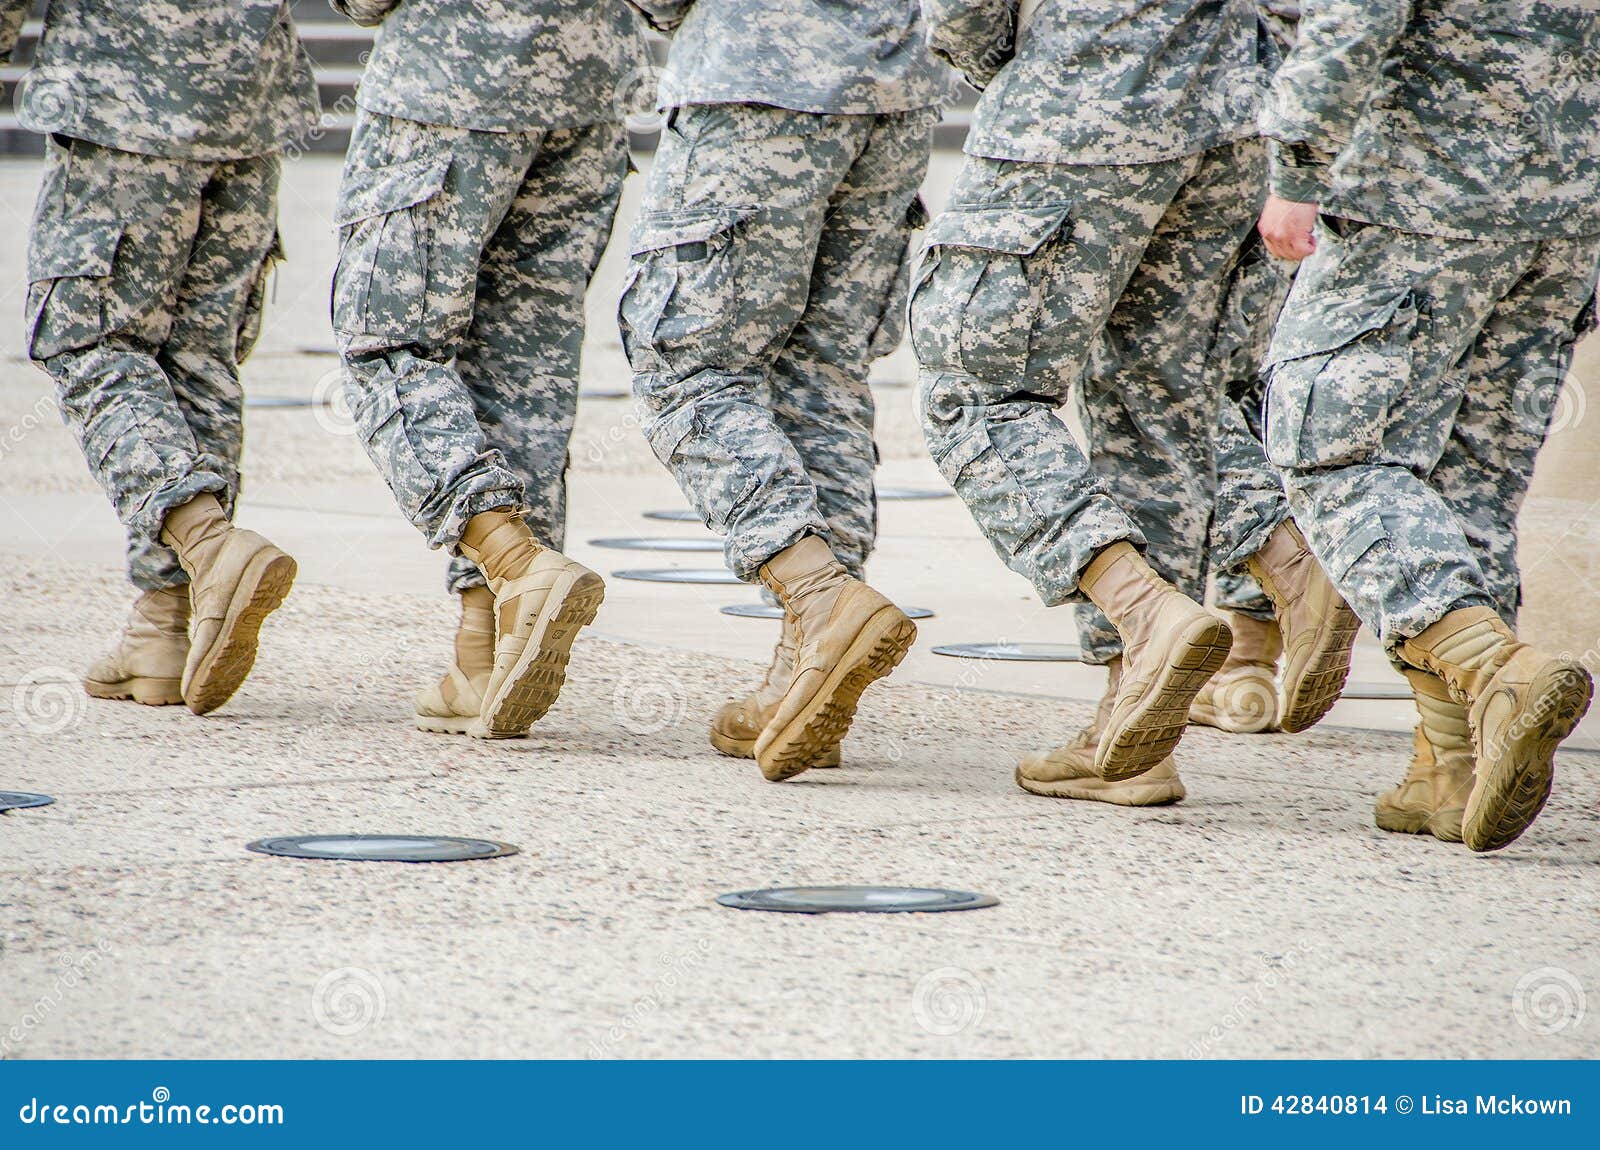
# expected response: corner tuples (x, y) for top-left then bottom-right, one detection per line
(589, 537), (722, 553)
(877, 486), (952, 501)
(0, 792), (55, 813)
(246, 834), (518, 862)
(721, 603), (934, 621)
(1340, 681), (1412, 701)
(717, 886), (999, 914)
(613, 568), (743, 585)
(579, 388), (630, 400)
(932, 642), (1082, 662)
(245, 395), (328, 409)
(643, 509), (701, 523)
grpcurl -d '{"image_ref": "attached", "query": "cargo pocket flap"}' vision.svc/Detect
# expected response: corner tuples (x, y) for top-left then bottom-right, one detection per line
(1265, 286), (1413, 366)
(934, 424), (991, 485)
(628, 208), (748, 257)
(29, 220), (121, 282)
(334, 155), (452, 226)
(1325, 514), (1388, 582)
(924, 202), (1071, 256)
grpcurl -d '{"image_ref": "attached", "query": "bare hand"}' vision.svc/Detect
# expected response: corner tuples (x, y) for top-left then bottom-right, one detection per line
(1258, 195), (1319, 261)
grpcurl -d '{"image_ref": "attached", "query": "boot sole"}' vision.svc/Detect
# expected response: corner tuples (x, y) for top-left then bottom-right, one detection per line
(1277, 600), (1361, 733)
(84, 676), (184, 707)
(475, 572), (605, 738)
(415, 712), (477, 735)
(756, 610), (915, 782)
(709, 728), (841, 768)
(1014, 767), (1185, 806)
(1096, 614), (1232, 782)
(1462, 664), (1591, 852)
(184, 550), (296, 716)
(1374, 803), (1465, 844)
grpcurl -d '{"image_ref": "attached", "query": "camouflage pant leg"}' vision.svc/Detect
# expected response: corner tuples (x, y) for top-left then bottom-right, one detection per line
(1210, 233), (1296, 620)
(25, 137), (278, 591)
(1427, 239), (1600, 624)
(1266, 218), (1600, 647)
(335, 113), (562, 559)
(767, 108), (938, 579)
(620, 104), (899, 580)
(444, 122), (629, 593)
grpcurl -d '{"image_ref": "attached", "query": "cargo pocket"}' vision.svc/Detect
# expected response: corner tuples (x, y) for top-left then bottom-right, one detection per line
(1264, 285), (1418, 469)
(618, 207), (750, 373)
(909, 201), (1072, 381)
(348, 379), (436, 520)
(236, 230), (286, 365)
(332, 154), (452, 340)
(933, 417), (1046, 559)
(25, 219), (122, 362)
(866, 195), (930, 361)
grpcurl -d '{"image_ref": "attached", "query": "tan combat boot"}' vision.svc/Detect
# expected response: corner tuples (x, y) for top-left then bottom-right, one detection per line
(710, 610), (841, 767)
(1078, 542), (1232, 781)
(1017, 658), (1186, 805)
(1245, 520), (1360, 733)
(1398, 606), (1592, 852)
(83, 587), (191, 707)
(414, 586), (496, 734)
(1373, 669), (1473, 842)
(1187, 611), (1282, 734)
(457, 508), (604, 738)
(753, 535), (915, 782)
(160, 493), (296, 715)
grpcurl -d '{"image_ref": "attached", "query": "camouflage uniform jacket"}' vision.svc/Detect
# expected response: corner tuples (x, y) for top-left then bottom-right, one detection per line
(0, 0), (319, 161)
(626, 0), (950, 113)
(922, 0), (1266, 164)
(1262, 0), (1600, 239)
(335, 1), (647, 132)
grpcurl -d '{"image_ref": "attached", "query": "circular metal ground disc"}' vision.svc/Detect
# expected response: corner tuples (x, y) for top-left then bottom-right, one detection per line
(246, 834), (518, 862)
(613, 567), (743, 585)
(589, 537), (721, 553)
(721, 602), (934, 621)
(294, 346), (339, 357)
(579, 388), (630, 400)
(245, 395), (328, 409)
(718, 885), (998, 914)
(1340, 681), (1412, 701)
(877, 486), (953, 501)
(932, 642), (1082, 662)
(0, 792), (55, 813)
(643, 509), (701, 523)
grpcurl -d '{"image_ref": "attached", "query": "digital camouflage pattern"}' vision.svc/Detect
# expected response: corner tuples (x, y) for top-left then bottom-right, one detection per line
(335, 1), (649, 133)
(621, 102), (938, 579)
(628, 1), (949, 114)
(923, 0), (1264, 164)
(0, 0), (319, 161)
(1265, 219), (1600, 647)
(25, 137), (283, 590)
(1263, 0), (1600, 239)
(334, 112), (628, 593)
(913, 138), (1266, 634)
